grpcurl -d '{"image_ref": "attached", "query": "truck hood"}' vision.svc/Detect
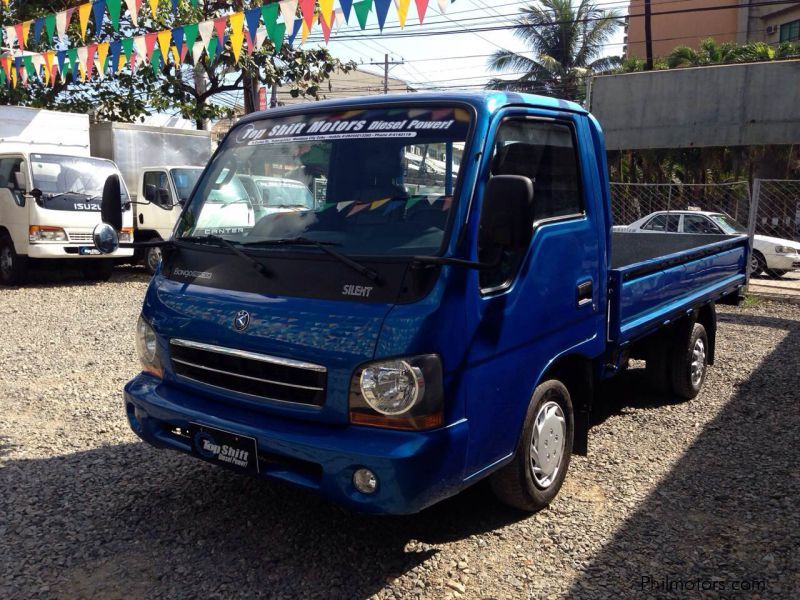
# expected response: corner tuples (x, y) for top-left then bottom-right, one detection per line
(145, 275), (394, 424)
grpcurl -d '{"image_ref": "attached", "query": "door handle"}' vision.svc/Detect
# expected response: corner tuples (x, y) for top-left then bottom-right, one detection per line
(576, 280), (593, 307)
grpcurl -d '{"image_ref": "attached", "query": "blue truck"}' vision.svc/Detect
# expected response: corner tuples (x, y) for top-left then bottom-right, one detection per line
(94, 92), (749, 514)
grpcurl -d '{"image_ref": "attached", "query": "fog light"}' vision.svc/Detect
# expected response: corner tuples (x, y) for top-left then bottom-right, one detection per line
(353, 468), (378, 494)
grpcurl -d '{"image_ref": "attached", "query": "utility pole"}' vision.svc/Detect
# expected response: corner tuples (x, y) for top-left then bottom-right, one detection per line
(367, 54), (405, 94)
(644, 0), (653, 70)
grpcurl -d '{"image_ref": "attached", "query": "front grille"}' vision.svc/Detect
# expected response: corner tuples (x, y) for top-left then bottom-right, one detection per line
(67, 231), (93, 243)
(170, 339), (326, 407)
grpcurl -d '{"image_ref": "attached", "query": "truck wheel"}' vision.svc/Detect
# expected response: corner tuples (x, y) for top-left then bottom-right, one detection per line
(0, 235), (27, 286)
(144, 245), (163, 275)
(490, 380), (574, 512)
(82, 259), (115, 282)
(750, 251), (767, 277)
(670, 323), (708, 400)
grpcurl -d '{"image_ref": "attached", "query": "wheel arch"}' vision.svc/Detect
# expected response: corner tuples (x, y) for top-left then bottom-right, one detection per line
(537, 353), (594, 456)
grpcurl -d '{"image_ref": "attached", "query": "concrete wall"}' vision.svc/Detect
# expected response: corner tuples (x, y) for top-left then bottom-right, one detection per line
(589, 60), (800, 150)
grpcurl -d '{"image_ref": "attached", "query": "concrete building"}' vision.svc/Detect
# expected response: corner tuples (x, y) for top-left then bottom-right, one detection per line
(625, 0), (800, 59)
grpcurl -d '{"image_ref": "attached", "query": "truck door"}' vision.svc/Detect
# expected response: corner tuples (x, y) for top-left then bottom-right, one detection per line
(141, 170), (174, 238)
(0, 156), (30, 253)
(463, 112), (605, 473)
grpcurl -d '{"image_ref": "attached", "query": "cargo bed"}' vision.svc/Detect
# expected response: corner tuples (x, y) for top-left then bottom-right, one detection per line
(608, 232), (749, 344)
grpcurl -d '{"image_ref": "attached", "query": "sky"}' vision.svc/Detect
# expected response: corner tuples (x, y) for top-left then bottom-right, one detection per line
(304, 0), (628, 93)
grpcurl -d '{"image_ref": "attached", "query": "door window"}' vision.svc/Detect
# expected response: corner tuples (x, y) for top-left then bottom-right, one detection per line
(643, 213), (679, 232)
(683, 214), (723, 234)
(0, 157), (26, 206)
(479, 118), (583, 290)
(143, 171), (171, 207)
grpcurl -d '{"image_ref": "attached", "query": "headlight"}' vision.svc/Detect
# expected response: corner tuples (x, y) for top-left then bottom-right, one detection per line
(29, 225), (67, 242)
(135, 316), (163, 378)
(350, 355), (443, 430)
(775, 245), (799, 255)
(119, 228), (133, 243)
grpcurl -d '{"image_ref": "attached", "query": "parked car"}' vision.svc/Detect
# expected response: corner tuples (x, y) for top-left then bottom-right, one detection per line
(613, 210), (800, 277)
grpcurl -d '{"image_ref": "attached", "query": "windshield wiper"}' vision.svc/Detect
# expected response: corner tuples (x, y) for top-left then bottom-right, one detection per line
(45, 191), (94, 201)
(179, 235), (271, 279)
(244, 237), (382, 284)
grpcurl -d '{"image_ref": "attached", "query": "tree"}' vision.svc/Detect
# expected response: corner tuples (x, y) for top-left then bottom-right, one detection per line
(666, 38), (741, 68)
(486, 0), (622, 102)
(0, 0), (353, 128)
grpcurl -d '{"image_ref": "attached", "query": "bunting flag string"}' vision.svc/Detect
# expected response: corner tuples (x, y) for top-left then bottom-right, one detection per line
(1, 0), (452, 90)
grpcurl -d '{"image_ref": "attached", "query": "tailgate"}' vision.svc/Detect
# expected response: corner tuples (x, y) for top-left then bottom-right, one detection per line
(608, 236), (748, 344)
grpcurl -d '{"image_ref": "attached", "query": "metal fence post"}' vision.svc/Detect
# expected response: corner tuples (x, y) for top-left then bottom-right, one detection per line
(746, 179), (761, 285)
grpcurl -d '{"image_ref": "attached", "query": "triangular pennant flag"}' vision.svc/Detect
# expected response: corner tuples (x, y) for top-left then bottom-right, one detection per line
(262, 3), (279, 29)
(5, 26), (16, 49)
(206, 35), (218, 60)
(43, 51), (55, 82)
(57, 50), (67, 77)
(319, 13), (332, 43)
(300, 19), (310, 44)
(124, 0), (141, 27)
(268, 21), (286, 52)
(183, 23), (199, 55)
(348, 202), (370, 216)
(191, 40), (204, 64)
(97, 42), (110, 73)
(279, 1), (298, 36)
(78, 3), (92, 40)
(45, 14), (56, 43)
(92, 0), (106, 35)
(287, 18), (302, 45)
(106, 0), (123, 31)
(171, 26), (185, 60)
(109, 40), (122, 74)
(353, 0), (372, 30)
(144, 32), (158, 62)
(406, 196), (424, 210)
(77, 47), (90, 80)
(22, 21), (33, 48)
(198, 20), (214, 52)
(33, 18), (45, 46)
(229, 13), (245, 62)
(414, 0), (428, 24)
(150, 47), (162, 75)
(396, 0), (410, 28)
(340, 0), (353, 22)
(95, 58), (105, 79)
(320, 0), (334, 27)
(337, 201), (354, 212)
(148, 0), (159, 17)
(298, 0), (315, 29)
(335, 8), (345, 30)
(56, 9), (73, 39)
(31, 54), (45, 79)
(244, 7), (261, 49)
(213, 17), (227, 47)
(370, 198), (391, 211)
(157, 30), (171, 63)
(171, 45), (181, 65)
(374, 0), (391, 30)
(85, 43), (98, 77)
(436, 0), (447, 13)
(121, 36), (135, 63)
(14, 23), (26, 50)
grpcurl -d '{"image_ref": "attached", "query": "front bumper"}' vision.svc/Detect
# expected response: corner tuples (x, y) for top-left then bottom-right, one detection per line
(124, 374), (470, 514)
(27, 243), (134, 259)
(765, 253), (800, 271)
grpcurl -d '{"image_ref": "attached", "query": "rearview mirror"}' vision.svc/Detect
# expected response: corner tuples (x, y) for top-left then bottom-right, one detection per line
(101, 175), (123, 231)
(478, 175), (534, 253)
(93, 223), (120, 254)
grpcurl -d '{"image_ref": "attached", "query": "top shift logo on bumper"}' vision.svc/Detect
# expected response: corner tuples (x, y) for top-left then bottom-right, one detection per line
(233, 310), (251, 331)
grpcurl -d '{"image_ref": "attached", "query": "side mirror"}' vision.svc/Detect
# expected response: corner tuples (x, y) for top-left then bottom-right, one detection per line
(157, 187), (171, 206)
(101, 175), (123, 231)
(144, 184), (157, 202)
(93, 223), (120, 254)
(478, 175), (534, 253)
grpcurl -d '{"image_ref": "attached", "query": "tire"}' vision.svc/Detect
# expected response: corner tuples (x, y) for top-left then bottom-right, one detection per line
(490, 380), (574, 512)
(750, 250), (767, 277)
(82, 259), (114, 282)
(144, 245), (163, 275)
(669, 322), (708, 400)
(767, 269), (789, 279)
(0, 234), (27, 286)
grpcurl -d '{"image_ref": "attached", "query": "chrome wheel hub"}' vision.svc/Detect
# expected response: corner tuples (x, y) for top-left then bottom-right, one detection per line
(750, 255), (759, 273)
(530, 400), (566, 489)
(691, 337), (706, 387)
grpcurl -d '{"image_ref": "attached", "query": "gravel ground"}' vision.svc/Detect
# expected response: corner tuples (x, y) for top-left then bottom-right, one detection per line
(1, 268), (798, 599)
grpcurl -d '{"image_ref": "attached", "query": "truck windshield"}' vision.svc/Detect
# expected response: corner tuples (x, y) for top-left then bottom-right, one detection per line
(176, 105), (472, 256)
(30, 154), (129, 211)
(170, 168), (203, 203)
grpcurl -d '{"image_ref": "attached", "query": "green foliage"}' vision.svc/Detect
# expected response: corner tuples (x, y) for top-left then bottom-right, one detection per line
(0, 0), (353, 128)
(485, 0), (623, 102)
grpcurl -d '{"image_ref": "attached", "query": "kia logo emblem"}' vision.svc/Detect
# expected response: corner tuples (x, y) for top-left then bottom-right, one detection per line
(233, 310), (251, 332)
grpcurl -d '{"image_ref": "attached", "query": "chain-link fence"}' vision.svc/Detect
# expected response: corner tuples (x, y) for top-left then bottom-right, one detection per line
(609, 182), (753, 230)
(752, 180), (800, 243)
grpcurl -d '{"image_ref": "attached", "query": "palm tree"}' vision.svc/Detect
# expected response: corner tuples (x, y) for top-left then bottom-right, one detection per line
(486, 0), (622, 102)
(666, 38), (741, 68)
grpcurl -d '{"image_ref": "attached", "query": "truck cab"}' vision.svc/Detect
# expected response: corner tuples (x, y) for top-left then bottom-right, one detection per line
(95, 93), (747, 514)
(135, 166), (204, 273)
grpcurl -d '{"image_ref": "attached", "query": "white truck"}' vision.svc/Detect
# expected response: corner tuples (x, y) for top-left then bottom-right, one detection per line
(90, 122), (212, 273)
(0, 106), (134, 285)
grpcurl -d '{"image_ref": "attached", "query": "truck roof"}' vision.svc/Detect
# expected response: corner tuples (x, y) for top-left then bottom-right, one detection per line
(237, 91), (587, 127)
